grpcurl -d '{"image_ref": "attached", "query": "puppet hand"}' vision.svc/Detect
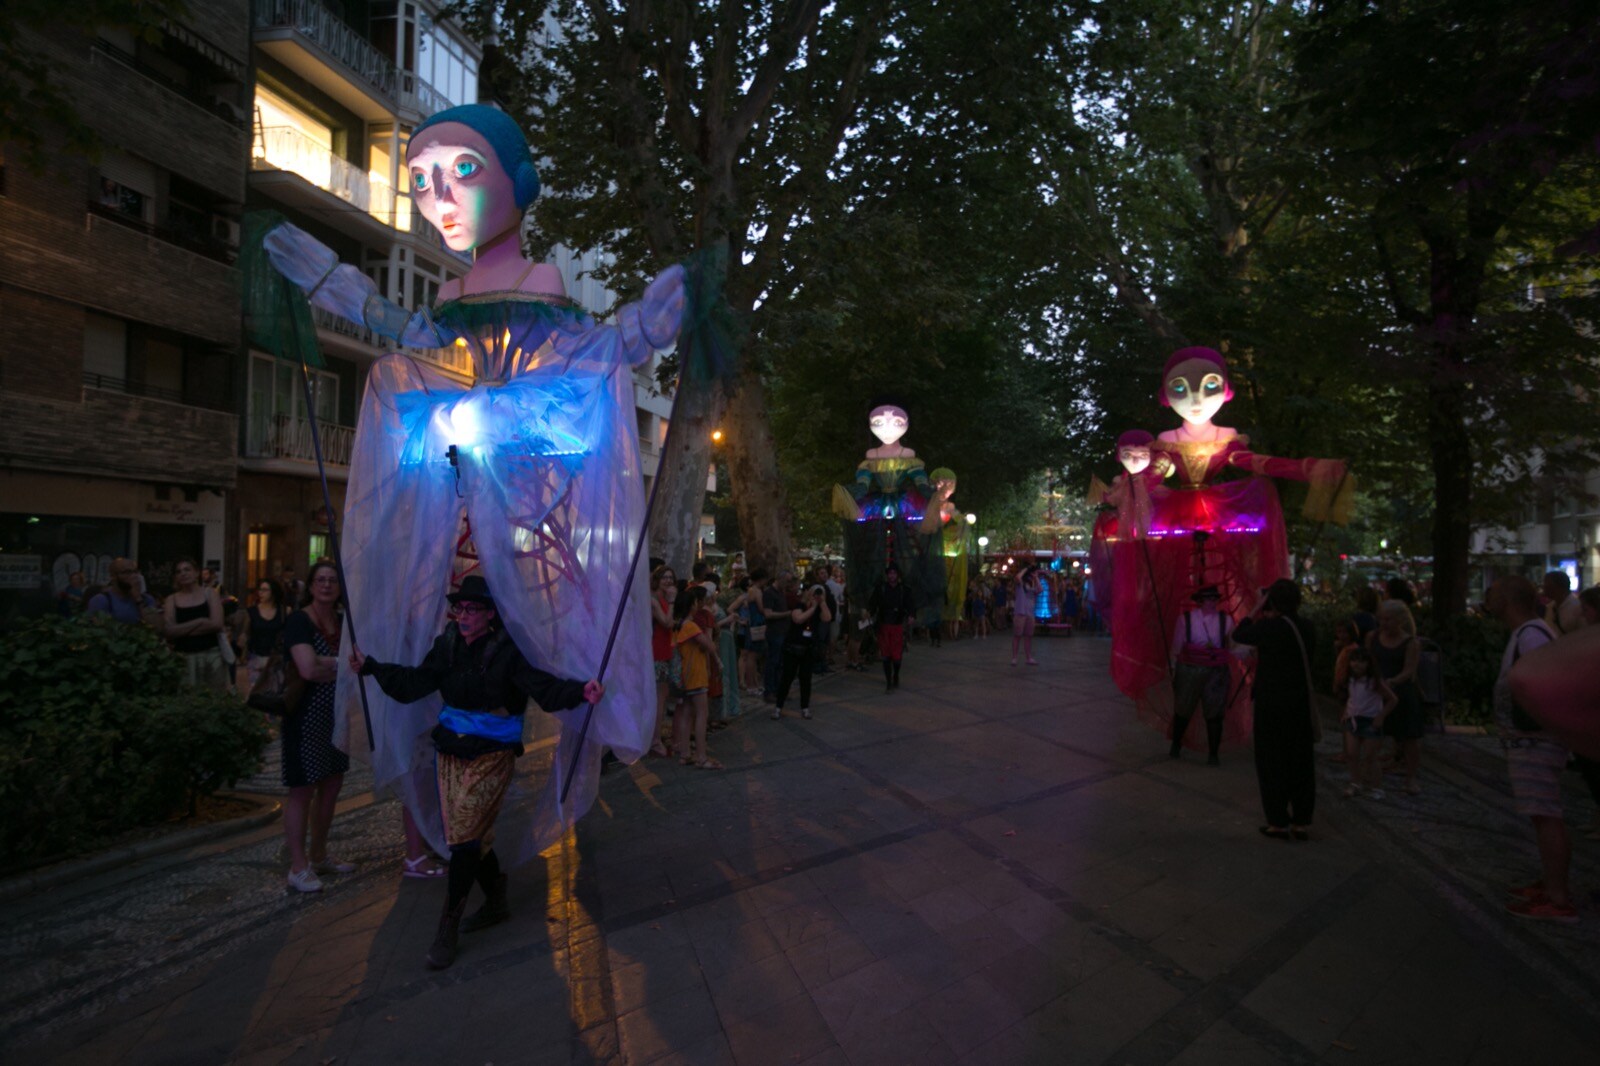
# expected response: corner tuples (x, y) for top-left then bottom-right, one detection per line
(348, 646), (366, 674)
(263, 222), (339, 293)
(583, 680), (605, 704)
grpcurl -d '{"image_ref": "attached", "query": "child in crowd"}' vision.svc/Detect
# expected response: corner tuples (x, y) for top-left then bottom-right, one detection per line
(1342, 645), (1397, 799)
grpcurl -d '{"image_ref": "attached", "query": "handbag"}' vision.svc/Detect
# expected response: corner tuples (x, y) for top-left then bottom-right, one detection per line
(1286, 617), (1324, 743)
(217, 630), (237, 666)
(246, 635), (306, 717)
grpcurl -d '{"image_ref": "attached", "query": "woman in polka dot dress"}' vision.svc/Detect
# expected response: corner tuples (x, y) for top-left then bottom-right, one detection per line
(281, 560), (353, 893)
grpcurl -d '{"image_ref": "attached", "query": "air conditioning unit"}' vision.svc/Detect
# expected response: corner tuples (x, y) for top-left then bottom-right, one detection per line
(212, 217), (240, 247)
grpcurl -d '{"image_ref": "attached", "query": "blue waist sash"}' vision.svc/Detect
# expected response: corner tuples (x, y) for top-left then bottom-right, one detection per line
(438, 706), (523, 744)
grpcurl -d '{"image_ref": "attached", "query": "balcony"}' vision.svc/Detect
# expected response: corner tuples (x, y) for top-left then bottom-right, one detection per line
(252, 0), (399, 120)
(400, 72), (451, 119)
(309, 306), (475, 379)
(254, 125), (394, 220)
(244, 409), (356, 474)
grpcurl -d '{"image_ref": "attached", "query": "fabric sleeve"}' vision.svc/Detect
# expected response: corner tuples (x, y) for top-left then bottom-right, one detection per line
(263, 221), (453, 349)
(361, 631), (452, 704)
(510, 652), (589, 712)
(1231, 615), (1269, 647)
(676, 620), (703, 646)
(1224, 449), (1355, 524)
(610, 264), (686, 366)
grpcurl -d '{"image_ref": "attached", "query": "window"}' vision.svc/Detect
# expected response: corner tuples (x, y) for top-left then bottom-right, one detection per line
(307, 533), (330, 567)
(83, 313), (128, 383)
(248, 354), (340, 456)
(247, 531), (271, 590)
(144, 337), (183, 395)
(93, 150), (156, 225)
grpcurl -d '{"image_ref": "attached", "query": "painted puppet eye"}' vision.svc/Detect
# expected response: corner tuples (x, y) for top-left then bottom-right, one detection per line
(1169, 380), (1188, 396)
(453, 158), (481, 179)
(412, 171), (430, 192)
(1201, 374), (1225, 394)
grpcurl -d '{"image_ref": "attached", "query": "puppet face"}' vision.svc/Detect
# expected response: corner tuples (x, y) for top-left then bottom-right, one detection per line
(1164, 358), (1230, 426)
(407, 122), (521, 253)
(1117, 446), (1152, 475)
(934, 475), (956, 498)
(869, 405), (909, 446)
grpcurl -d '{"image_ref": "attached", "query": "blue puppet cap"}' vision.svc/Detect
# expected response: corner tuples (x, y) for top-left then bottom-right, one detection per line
(411, 104), (541, 209)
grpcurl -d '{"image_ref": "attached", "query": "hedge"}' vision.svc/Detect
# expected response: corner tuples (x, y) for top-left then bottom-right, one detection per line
(0, 616), (271, 869)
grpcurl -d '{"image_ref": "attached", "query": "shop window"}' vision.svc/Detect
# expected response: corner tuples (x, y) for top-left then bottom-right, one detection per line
(247, 531), (272, 591)
(308, 533), (330, 568)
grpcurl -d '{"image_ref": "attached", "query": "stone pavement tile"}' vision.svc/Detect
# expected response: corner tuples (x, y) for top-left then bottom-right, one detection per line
(722, 992), (837, 1066)
(794, 1047), (851, 1066)
(829, 1003), (958, 1066)
(649, 1030), (737, 1066)
(689, 915), (785, 977)
(906, 883), (989, 931)
(810, 955), (924, 1034)
(938, 910), (1031, 973)
(608, 913), (694, 968)
(961, 957), (1185, 1066)
(616, 981), (722, 1065)
(785, 929), (878, 990)
(704, 951), (807, 1025)
(764, 899), (851, 950)
(977, 936), (1120, 1015)
(609, 944), (704, 1015)
(829, 889), (933, 957)
(1166, 1017), (1286, 1066)
(915, 972), (1026, 1055)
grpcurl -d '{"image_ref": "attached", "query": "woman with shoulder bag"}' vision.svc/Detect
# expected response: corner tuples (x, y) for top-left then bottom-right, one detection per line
(244, 579), (289, 695)
(1233, 580), (1320, 841)
(1369, 599), (1425, 795)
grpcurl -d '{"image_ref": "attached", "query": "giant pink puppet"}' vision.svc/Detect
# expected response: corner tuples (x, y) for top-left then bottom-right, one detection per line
(1111, 347), (1352, 751)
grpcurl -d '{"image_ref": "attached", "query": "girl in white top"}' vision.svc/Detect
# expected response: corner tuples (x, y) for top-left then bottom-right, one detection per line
(1342, 646), (1398, 799)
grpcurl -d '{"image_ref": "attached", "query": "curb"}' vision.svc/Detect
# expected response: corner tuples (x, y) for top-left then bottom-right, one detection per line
(0, 797), (283, 906)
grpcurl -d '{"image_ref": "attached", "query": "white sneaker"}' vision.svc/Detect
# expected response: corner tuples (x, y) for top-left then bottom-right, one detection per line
(287, 866), (324, 893)
(1366, 789), (1386, 801)
(314, 856), (356, 875)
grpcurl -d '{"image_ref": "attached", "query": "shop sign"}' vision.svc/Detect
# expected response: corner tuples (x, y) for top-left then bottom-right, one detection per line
(0, 555), (44, 590)
(141, 500), (221, 525)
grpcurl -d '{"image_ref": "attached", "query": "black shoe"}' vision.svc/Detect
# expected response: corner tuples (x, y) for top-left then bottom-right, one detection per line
(1206, 752), (1220, 767)
(462, 874), (510, 933)
(426, 899), (468, 969)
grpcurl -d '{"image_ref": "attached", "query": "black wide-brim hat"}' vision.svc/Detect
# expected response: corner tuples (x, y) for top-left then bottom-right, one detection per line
(447, 574), (495, 607)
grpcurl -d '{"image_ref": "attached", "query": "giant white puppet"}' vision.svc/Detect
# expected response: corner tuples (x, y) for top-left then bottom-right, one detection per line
(256, 105), (686, 866)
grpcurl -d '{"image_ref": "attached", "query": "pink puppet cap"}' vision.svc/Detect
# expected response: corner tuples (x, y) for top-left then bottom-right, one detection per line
(1115, 429), (1154, 451)
(1158, 346), (1234, 406)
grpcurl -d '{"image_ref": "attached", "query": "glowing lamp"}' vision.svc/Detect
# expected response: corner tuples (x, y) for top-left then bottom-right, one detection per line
(978, 536), (989, 548)
(965, 513), (976, 524)
(711, 429), (724, 442)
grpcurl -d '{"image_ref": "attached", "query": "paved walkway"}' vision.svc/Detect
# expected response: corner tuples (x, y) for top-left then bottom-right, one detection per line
(5, 635), (1599, 1064)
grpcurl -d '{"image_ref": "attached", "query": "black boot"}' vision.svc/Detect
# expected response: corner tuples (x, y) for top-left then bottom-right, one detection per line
(426, 897), (469, 969)
(1169, 714), (1192, 759)
(1205, 718), (1223, 766)
(884, 659), (894, 692)
(891, 661), (901, 689)
(462, 872), (510, 932)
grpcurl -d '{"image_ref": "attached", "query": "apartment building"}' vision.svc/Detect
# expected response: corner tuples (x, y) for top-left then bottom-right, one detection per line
(1472, 470), (1600, 594)
(0, 2), (251, 612)
(238, 0), (693, 590)
(236, 0), (481, 590)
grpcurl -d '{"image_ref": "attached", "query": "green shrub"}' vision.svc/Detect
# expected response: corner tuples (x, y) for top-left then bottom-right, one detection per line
(0, 616), (270, 868)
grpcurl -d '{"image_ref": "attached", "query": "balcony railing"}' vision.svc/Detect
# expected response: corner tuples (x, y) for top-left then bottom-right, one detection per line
(253, 125), (395, 224)
(252, 0), (398, 103)
(83, 371), (232, 413)
(400, 72), (450, 117)
(86, 201), (238, 265)
(246, 410), (355, 466)
(309, 306), (475, 376)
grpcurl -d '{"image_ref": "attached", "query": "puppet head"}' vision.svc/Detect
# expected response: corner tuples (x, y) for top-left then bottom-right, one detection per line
(1115, 429), (1155, 475)
(930, 467), (957, 499)
(869, 404), (910, 446)
(1159, 347), (1234, 427)
(407, 105), (539, 253)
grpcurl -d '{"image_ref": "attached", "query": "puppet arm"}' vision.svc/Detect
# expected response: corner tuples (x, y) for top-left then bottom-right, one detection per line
(1227, 450), (1354, 524)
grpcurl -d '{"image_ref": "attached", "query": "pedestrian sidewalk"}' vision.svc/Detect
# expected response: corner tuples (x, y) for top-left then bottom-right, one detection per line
(5, 636), (1598, 1064)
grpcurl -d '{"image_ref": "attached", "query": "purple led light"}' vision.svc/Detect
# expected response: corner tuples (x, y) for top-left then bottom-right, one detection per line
(1147, 524), (1264, 537)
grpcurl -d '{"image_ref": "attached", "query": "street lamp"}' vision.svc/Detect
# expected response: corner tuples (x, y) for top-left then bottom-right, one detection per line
(965, 513), (976, 524)
(711, 429), (724, 443)
(978, 536), (989, 548)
